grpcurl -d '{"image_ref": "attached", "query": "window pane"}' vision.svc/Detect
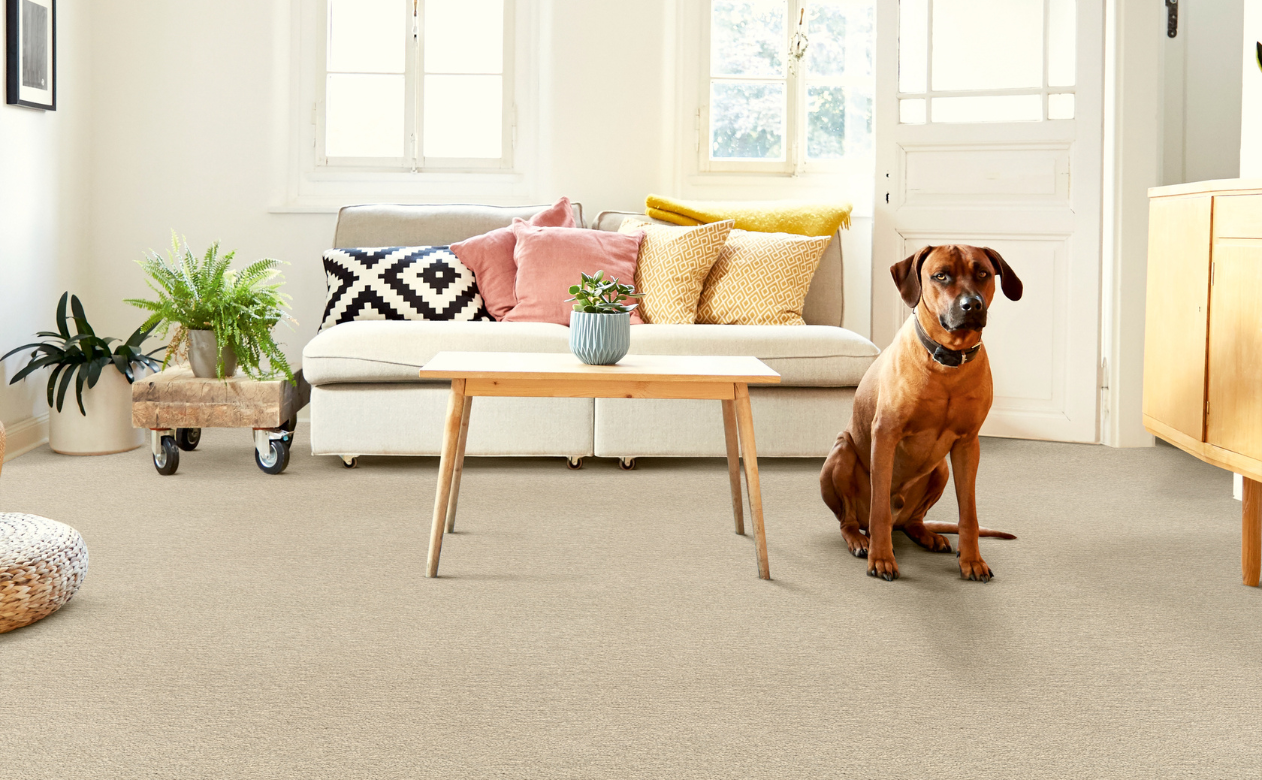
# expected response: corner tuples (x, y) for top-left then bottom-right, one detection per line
(931, 94), (1042, 123)
(806, 1), (873, 79)
(900, 98), (926, 124)
(710, 81), (785, 160)
(328, 0), (406, 74)
(424, 75), (503, 158)
(808, 85), (872, 159)
(711, 0), (785, 78)
(898, 0), (927, 93)
(326, 74), (405, 157)
(1047, 93), (1075, 119)
(1047, 0), (1076, 87)
(932, 0), (1042, 90)
(425, 0), (503, 75)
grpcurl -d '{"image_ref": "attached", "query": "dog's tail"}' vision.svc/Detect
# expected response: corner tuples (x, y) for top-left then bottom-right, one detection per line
(921, 521), (1016, 540)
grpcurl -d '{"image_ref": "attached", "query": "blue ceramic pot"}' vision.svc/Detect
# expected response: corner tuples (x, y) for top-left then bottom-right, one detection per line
(569, 310), (631, 365)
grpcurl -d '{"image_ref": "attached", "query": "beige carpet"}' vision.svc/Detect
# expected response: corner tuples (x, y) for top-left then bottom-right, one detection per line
(1, 427), (1259, 778)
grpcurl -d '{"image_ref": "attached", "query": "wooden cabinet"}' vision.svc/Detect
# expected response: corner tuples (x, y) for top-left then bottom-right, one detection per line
(1146, 181), (1262, 587)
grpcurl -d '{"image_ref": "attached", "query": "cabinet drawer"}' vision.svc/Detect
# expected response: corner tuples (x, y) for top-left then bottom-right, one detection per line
(1214, 194), (1262, 238)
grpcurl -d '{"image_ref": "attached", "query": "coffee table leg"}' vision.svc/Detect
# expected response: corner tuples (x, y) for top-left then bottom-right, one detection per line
(734, 383), (770, 580)
(445, 396), (473, 534)
(721, 399), (745, 535)
(428, 379), (466, 578)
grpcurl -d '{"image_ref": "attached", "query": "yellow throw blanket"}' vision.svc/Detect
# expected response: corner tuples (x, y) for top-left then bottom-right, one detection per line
(645, 194), (852, 237)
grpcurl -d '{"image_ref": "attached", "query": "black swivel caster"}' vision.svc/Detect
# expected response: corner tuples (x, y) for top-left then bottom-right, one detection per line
(153, 435), (180, 475)
(255, 438), (290, 475)
(565, 456), (584, 470)
(175, 428), (201, 451)
(619, 458), (637, 471)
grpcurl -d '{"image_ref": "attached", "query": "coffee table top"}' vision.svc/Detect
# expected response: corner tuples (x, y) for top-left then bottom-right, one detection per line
(419, 352), (781, 384)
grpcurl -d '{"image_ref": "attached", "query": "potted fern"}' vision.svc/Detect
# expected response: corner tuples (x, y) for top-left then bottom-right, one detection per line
(2, 292), (163, 455)
(567, 271), (642, 365)
(127, 235), (296, 382)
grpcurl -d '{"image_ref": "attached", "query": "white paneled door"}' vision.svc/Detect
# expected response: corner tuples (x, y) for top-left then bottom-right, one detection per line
(872, 0), (1103, 442)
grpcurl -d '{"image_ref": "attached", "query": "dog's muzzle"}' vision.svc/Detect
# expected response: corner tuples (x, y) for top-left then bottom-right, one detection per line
(940, 294), (987, 331)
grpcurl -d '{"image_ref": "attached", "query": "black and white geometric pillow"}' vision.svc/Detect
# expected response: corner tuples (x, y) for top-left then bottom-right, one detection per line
(320, 246), (493, 331)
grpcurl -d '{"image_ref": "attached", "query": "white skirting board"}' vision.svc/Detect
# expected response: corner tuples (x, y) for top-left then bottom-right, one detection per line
(1235, 473), (1243, 501)
(2, 414), (49, 462)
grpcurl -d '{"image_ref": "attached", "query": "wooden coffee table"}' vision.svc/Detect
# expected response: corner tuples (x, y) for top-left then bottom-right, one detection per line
(418, 352), (782, 579)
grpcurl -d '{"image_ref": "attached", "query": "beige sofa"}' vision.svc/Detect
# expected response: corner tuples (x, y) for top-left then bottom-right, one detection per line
(302, 203), (879, 464)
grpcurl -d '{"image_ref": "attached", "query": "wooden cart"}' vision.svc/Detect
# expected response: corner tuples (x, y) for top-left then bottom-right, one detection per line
(131, 367), (310, 475)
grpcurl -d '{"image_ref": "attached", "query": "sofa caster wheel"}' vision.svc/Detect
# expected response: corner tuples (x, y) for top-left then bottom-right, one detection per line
(619, 458), (636, 471)
(565, 456), (584, 470)
(341, 456), (358, 469)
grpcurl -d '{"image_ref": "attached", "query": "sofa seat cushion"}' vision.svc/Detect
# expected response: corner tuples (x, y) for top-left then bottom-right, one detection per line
(303, 320), (571, 385)
(627, 324), (878, 387)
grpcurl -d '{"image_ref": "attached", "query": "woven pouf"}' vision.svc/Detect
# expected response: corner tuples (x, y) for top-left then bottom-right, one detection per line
(0, 513), (89, 634)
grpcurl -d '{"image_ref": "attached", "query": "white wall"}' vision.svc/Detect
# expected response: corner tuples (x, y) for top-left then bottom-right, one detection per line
(1162, 0), (1244, 185)
(1241, 1), (1262, 175)
(0, 0), (91, 455)
(74, 0), (873, 379)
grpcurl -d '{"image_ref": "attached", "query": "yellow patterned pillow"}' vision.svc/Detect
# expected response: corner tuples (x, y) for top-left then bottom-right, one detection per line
(617, 217), (733, 324)
(696, 229), (832, 326)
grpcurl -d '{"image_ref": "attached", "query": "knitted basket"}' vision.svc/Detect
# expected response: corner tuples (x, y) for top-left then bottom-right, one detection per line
(0, 513), (89, 633)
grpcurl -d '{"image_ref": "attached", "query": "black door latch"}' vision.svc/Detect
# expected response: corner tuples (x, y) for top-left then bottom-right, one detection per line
(1166, 0), (1178, 38)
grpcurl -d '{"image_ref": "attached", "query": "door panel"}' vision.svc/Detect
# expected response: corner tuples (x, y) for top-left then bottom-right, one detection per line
(1141, 195), (1211, 442)
(1207, 242), (1262, 460)
(873, 0), (1103, 442)
(1213, 194), (1262, 239)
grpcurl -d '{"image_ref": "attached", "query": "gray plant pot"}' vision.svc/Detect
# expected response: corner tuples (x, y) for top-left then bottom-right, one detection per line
(188, 329), (238, 378)
(569, 310), (631, 365)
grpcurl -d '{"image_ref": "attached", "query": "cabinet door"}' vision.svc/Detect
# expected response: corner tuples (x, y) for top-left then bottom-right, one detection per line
(1143, 195), (1212, 441)
(1207, 241), (1262, 459)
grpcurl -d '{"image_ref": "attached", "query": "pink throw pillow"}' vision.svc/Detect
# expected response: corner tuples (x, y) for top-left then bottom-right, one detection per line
(450, 197), (576, 320)
(502, 222), (645, 326)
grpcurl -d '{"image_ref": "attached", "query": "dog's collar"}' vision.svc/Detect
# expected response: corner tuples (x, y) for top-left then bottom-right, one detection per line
(913, 314), (982, 368)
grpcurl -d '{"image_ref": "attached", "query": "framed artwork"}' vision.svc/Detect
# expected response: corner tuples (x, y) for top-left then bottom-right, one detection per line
(6, 0), (55, 111)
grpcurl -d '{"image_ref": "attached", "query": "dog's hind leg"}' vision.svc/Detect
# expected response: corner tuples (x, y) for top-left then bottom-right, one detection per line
(821, 433), (870, 558)
(901, 461), (953, 553)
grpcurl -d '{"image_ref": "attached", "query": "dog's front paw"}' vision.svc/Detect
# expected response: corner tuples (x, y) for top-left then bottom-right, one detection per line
(866, 555), (899, 581)
(958, 556), (993, 582)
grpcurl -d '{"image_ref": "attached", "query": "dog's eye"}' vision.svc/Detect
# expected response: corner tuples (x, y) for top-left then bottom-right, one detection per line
(978, 270), (990, 279)
(933, 272), (948, 281)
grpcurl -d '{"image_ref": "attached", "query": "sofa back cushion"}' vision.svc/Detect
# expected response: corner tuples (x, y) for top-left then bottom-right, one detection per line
(333, 201), (586, 248)
(591, 209), (843, 328)
(501, 222), (646, 326)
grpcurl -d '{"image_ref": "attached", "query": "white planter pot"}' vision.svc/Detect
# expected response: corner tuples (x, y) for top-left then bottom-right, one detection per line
(47, 366), (145, 456)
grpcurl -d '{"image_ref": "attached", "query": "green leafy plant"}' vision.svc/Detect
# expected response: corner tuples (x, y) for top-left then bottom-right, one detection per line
(2, 292), (164, 416)
(566, 270), (643, 314)
(126, 234), (296, 383)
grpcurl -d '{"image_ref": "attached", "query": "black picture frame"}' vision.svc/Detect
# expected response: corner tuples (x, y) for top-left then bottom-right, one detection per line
(6, 0), (55, 111)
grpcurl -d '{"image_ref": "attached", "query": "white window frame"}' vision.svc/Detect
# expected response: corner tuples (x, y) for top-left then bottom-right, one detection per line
(279, 0), (536, 212)
(317, 0), (516, 171)
(699, 0), (874, 176)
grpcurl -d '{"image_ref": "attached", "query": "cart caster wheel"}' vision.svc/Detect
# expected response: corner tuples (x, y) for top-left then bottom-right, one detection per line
(256, 439), (290, 475)
(618, 457), (637, 471)
(280, 417), (296, 443)
(565, 456), (584, 470)
(340, 456), (358, 469)
(175, 427), (201, 451)
(153, 436), (180, 475)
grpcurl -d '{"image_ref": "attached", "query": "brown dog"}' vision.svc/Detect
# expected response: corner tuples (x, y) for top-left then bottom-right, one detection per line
(820, 244), (1021, 582)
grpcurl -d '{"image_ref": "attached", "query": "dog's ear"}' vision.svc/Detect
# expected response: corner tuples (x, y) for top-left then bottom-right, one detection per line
(890, 246), (935, 309)
(982, 247), (1023, 301)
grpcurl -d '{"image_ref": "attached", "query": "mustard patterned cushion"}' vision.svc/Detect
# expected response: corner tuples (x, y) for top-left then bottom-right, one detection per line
(617, 218), (733, 324)
(696, 229), (832, 326)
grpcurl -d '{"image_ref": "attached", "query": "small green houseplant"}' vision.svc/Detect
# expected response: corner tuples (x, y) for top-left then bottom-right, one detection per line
(566, 271), (642, 365)
(2, 292), (163, 415)
(126, 234), (296, 383)
(2, 292), (163, 455)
